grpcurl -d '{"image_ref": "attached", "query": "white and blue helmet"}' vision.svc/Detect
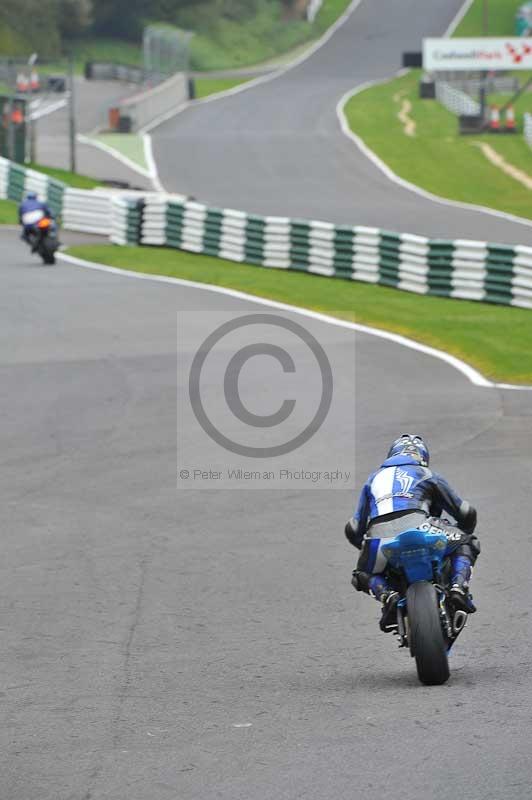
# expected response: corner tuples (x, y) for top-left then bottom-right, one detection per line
(387, 434), (429, 467)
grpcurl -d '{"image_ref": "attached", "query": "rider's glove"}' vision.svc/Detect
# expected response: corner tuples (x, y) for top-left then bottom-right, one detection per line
(459, 504), (477, 535)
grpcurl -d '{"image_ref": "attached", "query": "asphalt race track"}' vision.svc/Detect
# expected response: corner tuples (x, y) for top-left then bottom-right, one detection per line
(153, 0), (532, 246)
(2, 227), (532, 799)
(4, 1), (532, 798)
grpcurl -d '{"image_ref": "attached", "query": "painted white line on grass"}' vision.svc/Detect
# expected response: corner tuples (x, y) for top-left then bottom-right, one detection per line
(77, 134), (153, 182)
(58, 252), (532, 392)
(472, 141), (532, 190)
(336, 79), (532, 232)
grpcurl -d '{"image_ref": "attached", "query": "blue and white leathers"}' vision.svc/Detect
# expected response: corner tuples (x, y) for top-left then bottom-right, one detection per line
(19, 197), (53, 232)
(349, 454), (473, 545)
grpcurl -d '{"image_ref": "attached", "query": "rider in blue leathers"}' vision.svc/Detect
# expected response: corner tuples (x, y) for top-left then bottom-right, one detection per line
(19, 192), (54, 245)
(346, 434), (480, 629)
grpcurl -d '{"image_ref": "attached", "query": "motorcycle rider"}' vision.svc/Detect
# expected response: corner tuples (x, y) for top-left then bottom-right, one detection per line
(346, 434), (480, 630)
(19, 192), (54, 248)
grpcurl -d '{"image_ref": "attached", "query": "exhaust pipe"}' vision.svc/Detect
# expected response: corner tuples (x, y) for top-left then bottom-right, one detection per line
(453, 609), (468, 635)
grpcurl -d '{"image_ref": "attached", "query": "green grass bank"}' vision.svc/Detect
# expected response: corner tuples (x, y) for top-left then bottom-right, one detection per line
(344, 70), (532, 221)
(454, 0), (522, 35)
(25, 164), (102, 190)
(0, 199), (17, 224)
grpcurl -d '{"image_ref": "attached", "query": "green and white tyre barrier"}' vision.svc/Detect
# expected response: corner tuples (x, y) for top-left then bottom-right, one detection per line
(0, 156), (148, 242)
(110, 197), (145, 246)
(0, 158), (65, 216)
(2, 157), (531, 310)
(139, 195), (532, 310)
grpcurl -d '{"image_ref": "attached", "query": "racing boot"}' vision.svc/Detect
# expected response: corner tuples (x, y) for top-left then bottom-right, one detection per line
(450, 554), (476, 614)
(368, 575), (399, 632)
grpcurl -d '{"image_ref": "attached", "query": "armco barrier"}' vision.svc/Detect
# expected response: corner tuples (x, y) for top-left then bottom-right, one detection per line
(85, 62), (145, 84)
(2, 157), (531, 310)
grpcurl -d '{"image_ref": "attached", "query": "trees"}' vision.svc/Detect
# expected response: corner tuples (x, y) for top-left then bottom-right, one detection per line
(90, 1), (269, 40)
(0, 0), (61, 57)
(0, 0), (93, 54)
(0, 0), (300, 55)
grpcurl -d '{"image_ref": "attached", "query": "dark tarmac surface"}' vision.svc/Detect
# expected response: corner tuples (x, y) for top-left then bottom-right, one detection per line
(3, 2), (532, 797)
(153, 0), (532, 246)
(2, 230), (532, 799)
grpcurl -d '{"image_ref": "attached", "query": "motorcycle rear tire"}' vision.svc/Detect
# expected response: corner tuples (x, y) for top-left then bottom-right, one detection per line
(39, 239), (56, 265)
(407, 581), (450, 686)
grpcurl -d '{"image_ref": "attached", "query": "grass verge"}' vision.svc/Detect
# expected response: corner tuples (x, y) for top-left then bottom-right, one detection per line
(194, 77), (250, 98)
(66, 244), (532, 384)
(26, 163), (101, 190)
(0, 199), (17, 224)
(454, 0), (520, 35)
(91, 134), (149, 172)
(188, 0), (352, 71)
(344, 69), (532, 221)
(344, 0), (532, 221)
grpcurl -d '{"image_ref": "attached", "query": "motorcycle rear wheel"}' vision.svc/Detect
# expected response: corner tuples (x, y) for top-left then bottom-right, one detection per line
(39, 239), (56, 265)
(406, 581), (450, 686)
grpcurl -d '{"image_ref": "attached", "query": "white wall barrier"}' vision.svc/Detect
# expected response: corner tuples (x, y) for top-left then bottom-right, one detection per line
(117, 73), (188, 132)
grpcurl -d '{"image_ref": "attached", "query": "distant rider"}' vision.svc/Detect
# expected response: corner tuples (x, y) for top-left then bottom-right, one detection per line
(19, 192), (54, 247)
(345, 434), (480, 630)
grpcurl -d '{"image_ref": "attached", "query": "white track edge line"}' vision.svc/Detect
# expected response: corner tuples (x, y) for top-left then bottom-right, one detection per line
(77, 134), (153, 183)
(142, 134), (165, 192)
(58, 252), (532, 392)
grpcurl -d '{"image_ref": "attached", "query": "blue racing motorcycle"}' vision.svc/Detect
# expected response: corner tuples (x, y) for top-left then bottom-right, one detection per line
(375, 523), (470, 685)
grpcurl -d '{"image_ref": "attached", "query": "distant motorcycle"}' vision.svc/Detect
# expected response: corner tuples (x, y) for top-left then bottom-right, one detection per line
(373, 522), (472, 685)
(22, 212), (60, 265)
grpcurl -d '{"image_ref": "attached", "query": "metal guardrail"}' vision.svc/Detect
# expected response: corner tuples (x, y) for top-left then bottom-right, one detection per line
(85, 62), (146, 84)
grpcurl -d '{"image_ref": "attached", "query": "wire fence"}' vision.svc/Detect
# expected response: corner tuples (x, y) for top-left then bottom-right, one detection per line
(435, 82), (481, 117)
(142, 26), (192, 84)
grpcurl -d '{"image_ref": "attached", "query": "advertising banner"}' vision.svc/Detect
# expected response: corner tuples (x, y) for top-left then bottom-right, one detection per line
(423, 37), (532, 71)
